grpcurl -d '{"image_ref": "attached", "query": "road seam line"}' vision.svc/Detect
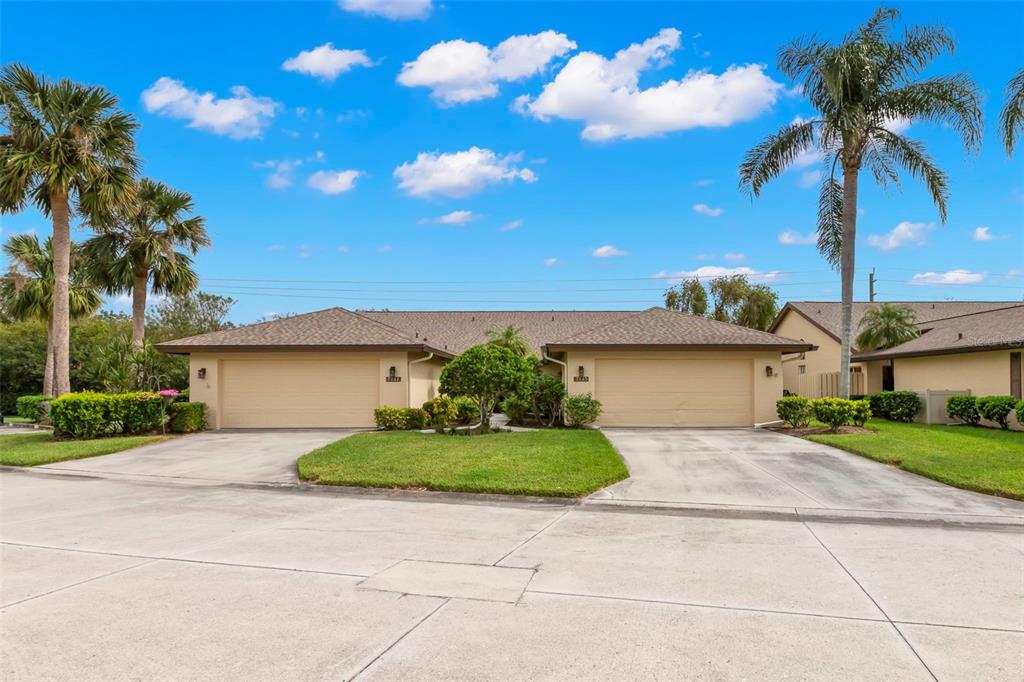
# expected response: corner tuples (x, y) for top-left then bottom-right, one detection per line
(0, 558), (157, 610)
(348, 598), (450, 680)
(493, 508), (572, 566)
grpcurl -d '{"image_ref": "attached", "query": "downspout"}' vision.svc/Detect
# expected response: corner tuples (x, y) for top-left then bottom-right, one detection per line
(408, 352), (434, 407)
(542, 349), (568, 391)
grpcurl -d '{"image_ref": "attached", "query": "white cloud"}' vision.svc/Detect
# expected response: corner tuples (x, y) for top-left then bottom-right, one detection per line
(972, 226), (1007, 241)
(377, 245), (394, 253)
(255, 159), (301, 189)
(883, 117), (911, 134)
(425, 210), (477, 225)
(394, 147), (537, 198)
(267, 244), (286, 252)
(778, 229), (818, 245)
(797, 169), (821, 188)
(592, 245), (629, 257)
(909, 270), (985, 285)
(723, 252), (745, 262)
(339, 0), (431, 20)
(338, 245), (350, 253)
(397, 31), (575, 105)
(694, 178), (714, 187)
(141, 77), (278, 139)
(653, 265), (781, 283)
(282, 43), (373, 81)
(543, 257), (559, 266)
(499, 219), (523, 232)
(867, 221), (933, 251)
(693, 203), (723, 217)
(515, 28), (784, 141)
(297, 244), (315, 258)
(307, 169), (362, 195)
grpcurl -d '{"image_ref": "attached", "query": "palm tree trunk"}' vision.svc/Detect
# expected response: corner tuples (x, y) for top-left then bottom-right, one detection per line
(131, 272), (148, 348)
(49, 189), (72, 396)
(838, 164), (860, 399)
(43, 314), (55, 396)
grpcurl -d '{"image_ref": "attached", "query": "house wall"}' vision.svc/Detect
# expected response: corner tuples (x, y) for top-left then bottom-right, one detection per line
(773, 310), (864, 395)
(408, 353), (446, 408)
(564, 350), (783, 425)
(188, 351), (416, 429)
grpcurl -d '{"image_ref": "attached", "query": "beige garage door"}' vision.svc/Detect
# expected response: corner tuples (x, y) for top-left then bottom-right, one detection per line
(595, 357), (753, 427)
(220, 358), (379, 428)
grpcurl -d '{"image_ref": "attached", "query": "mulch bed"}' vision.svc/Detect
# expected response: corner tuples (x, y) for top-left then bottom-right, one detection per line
(767, 425), (874, 437)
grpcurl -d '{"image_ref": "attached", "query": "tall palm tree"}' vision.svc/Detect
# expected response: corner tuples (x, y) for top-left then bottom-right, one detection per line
(1000, 68), (1024, 155)
(856, 302), (920, 351)
(739, 8), (981, 398)
(83, 178), (209, 347)
(485, 325), (531, 356)
(3, 234), (103, 395)
(0, 64), (138, 395)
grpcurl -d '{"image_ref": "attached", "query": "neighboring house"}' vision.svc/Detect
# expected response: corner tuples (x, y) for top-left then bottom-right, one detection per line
(769, 301), (1020, 397)
(156, 306), (813, 429)
(853, 305), (1024, 410)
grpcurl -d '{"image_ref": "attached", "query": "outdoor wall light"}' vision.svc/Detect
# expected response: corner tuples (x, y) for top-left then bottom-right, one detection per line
(389, 366), (396, 379)
(385, 365), (402, 382)
(197, 367), (207, 380)
(578, 366), (586, 379)
(765, 366), (774, 377)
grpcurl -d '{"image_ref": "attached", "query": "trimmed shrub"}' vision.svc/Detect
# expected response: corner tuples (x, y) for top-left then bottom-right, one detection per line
(422, 396), (459, 428)
(776, 395), (812, 428)
(50, 392), (110, 439)
(946, 395), (980, 426)
(452, 396), (478, 424)
(15, 394), (53, 422)
(404, 408), (429, 430)
(108, 392), (164, 434)
(1016, 400), (1024, 426)
(563, 393), (602, 428)
(500, 395), (531, 425)
(168, 402), (206, 433)
(977, 396), (1017, 430)
(374, 406), (406, 430)
(868, 391), (921, 422)
(850, 400), (872, 427)
(811, 397), (856, 430)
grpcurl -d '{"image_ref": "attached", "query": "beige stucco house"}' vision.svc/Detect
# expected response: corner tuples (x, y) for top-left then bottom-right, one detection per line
(769, 301), (1020, 397)
(156, 306), (813, 429)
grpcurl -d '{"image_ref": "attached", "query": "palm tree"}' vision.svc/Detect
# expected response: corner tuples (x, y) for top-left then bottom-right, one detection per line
(83, 178), (209, 347)
(739, 8), (981, 398)
(0, 64), (138, 395)
(485, 325), (530, 356)
(856, 302), (920, 350)
(1000, 68), (1024, 155)
(3, 234), (103, 395)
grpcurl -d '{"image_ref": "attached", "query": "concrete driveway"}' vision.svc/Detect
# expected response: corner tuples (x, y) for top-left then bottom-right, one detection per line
(596, 428), (1024, 520)
(37, 430), (355, 484)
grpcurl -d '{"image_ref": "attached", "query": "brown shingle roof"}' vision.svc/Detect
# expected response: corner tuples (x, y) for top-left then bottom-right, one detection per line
(545, 307), (814, 351)
(853, 305), (1024, 360)
(770, 301), (1021, 350)
(358, 310), (629, 355)
(155, 307), (445, 354)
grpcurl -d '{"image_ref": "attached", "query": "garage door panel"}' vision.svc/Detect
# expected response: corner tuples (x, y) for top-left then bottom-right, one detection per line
(595, 358), (752, 427)
(221, 358), (379, 428)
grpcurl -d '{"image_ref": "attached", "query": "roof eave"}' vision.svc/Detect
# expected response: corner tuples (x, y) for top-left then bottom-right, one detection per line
(543, 342), (817, 353)
(154, 343), (454, 358)
(852, 341), (1024, 362)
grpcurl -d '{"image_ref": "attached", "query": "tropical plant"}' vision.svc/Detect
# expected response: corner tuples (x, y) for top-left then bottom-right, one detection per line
(485, 324), (530, 356)
(81, 335), (168, 393)
(1000, 68), (1024, 155)
(2, 234), (103, 395)
(83, 178), (209, 347)
(739, 8), (982, 397)
(855, 302), (920, 350)
(439, 344), (533, 432)
(0, 64), (139, 395)
(664, 278), (708, 316)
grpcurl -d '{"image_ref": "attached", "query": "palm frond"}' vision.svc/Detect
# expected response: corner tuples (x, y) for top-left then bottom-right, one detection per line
(1000, 68), (1024, 155)
(816, 159), (844, 269)
(738, 120), (818, 197)
(873, 75), (983, 152)
(874, 129), (950, 222)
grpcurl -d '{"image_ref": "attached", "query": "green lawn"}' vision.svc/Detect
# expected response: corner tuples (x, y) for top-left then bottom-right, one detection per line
(298, 429), (628, 497)
(2, 415), (32, 424)
(0, 432), (165, 467)
(808, 419), (1024, 500)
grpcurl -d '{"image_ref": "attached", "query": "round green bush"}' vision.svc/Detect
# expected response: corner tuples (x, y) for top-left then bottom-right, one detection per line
(776, 395), (811, 428)
(946, 395), (980, 425)
(977, 395), (1017, 430)
(811, 397), (856, 430)
(563, 393), (602, 428)
(168, 402), (206, 433)
(850, 400), (872, 427)
(15, 394), (53, 422)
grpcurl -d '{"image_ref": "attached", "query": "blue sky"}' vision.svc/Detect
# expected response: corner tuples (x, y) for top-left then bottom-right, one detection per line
(2, 0), (1022, 322)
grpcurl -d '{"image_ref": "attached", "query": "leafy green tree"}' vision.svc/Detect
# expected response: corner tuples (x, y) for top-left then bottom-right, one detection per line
(856, 302), (920, 350)
(0, 320), (47, 414)
(739, 8), (981, 397)
(485, 325), (531, 356)
(439, 344), (533, 432)
(663, 278), (708, 316)
(149, 291), (235, 341)
(3, 234), (102, 395)
(0, 64), (139, 395)
(733, 283), (779, 332)
(1000, 68), (1024, 155)
(84, 178), (209, 347)
(708, 275), (751, 323)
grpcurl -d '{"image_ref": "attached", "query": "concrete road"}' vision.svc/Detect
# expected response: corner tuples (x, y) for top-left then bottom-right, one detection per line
(597, 428), (1024, 519)
(2, 449), (1022, 680)
(35, 429), (355, 484)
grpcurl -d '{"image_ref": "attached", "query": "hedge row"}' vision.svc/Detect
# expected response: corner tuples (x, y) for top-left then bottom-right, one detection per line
(15, 394), (53, 422)
(776, 395), (871, 429)
(866, 391), (921, 422)
(51, 391), (165, 439)
(947, 394), (1022, 430)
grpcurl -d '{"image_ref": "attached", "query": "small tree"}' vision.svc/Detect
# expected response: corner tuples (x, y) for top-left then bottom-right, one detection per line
(664, 278), (708, 316)
(856, 303), (919, 350)
(439, 344), (532, 432)
(485, 325), (530, 356)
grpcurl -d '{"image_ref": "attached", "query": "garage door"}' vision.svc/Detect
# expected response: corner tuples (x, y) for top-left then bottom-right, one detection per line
(220, 358), (379, 428)
(595, 357), (753, 427)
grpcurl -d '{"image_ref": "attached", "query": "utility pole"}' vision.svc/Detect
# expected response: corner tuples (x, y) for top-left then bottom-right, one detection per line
(868, 268), (876, 302)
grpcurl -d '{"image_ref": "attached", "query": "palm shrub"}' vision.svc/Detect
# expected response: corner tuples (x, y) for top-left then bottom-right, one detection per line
(776, 395), (812, 428)
(811, 398), (856, 430)
(977, 396), (1017, 430)
(739, 8), (981, 397)
(856, 303), (919, 350)
(946, 395), (980, 425)
(1, 65), (139, 395)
